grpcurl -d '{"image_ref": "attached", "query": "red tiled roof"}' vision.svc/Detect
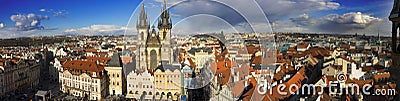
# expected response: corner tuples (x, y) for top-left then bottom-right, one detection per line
(216, 65), (231, 85)
(246, 46), (261, 55)
(251, 50), (278, 65)
(288, 46), (296, 51)
(339, 45), (350, 50)
(297, 42), (309, 49)
(58, 57), (68, 64)
(346, 79), (373, 87)
(62, 60), (104, 72)
(361, 65), (386, 72)
(232, 80), (245, 97)
(241, 77), (257, 101)
(84, 56), (111, 65)
(187, 58), (196, 68)
(264, 67), (307, 101)
(373, 73), (390, 82)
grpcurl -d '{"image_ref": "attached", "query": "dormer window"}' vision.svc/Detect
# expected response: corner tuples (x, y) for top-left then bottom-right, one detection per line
(92, 72), (97, 77)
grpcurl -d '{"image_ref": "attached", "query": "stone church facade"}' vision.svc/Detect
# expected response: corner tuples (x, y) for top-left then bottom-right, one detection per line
(135, 1), (174, 72)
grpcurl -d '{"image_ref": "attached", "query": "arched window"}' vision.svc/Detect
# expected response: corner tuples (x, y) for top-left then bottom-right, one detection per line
(141, 32), (144, 40)
(150, 50), (157, 69)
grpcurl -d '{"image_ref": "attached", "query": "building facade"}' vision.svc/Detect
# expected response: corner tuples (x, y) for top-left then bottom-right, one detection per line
(59, 60), (109, 100)
(153, 64), (182, 100)
(104, 53), (125, 96)
(126, 69), (155, 100)
(135, 0), (174, 71)
(1, 58), (41, 97)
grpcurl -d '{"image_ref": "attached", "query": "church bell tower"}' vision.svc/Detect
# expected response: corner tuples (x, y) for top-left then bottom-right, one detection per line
(390, 0), (400, 67)
(389, 1), (400, 100)
(136, 3), (150, 70)
(158, 0), (173, 64)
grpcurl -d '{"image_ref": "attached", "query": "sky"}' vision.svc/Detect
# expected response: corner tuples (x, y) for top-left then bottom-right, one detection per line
(0, 0), (395, 38)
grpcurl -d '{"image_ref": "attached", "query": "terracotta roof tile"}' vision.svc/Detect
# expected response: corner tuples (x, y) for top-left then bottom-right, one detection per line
(240, 77), (257, 101)
(264, 67), (307, 101)
(232, 80), (245, 97)
(62, 60), (104, 73)
(297, 43), (309, 48)
(84, 56), (111, 65)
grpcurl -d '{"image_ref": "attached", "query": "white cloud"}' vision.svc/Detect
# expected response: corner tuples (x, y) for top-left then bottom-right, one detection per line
(64, 25), (135, 35)
(274, 20), (309, 32)
(289, 13), (317, 26)
(322, 12), (382, 25)
(154, 0), (340, 21)
(0, 23), (4, 28)
(146, 0), (387, 35)
(10, 13), (49, 31)
(52, 10), (68, 18)
(149, 0), (339, 35)
(0, 28), (38, 39)
(257, 0), (339, 20)
(288, 12), (383, 33)
(40, 9), (46, 12)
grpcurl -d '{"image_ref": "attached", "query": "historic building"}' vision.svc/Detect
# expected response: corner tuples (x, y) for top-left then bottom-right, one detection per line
(104, 53), (125, 96)
(390, 0), (400, 68)
(0, 57), (41, 98)
(389, 1), (400, 100)
(126, 69), (155, 100)
(49, 58), (63, 83)
(59, 60), (109, 100)
(130, 1), (182, 100)
(135, 0), (174, 72)
(153, 63), (182, 100)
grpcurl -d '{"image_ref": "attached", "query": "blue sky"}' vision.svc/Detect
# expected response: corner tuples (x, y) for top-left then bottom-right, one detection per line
(0, 0), (395, 38)
(0, 0), (140, 28)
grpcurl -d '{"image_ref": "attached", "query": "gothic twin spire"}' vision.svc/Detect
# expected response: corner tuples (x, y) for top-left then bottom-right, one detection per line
(137, 3), (149, 29)
(137, 0), (172, 30)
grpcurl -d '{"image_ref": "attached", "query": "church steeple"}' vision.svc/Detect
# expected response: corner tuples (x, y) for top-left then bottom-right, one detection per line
(137, 3), (150, 29)
(158, 0), (172, 29)
(157, 0), (172, 43)
(163, 0), (167, 12)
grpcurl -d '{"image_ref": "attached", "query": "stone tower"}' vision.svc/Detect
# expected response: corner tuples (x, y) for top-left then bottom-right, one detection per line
(158, 0), (173, 64)
(136, 3), (150, 70)
(390, 0), (400, 67)
(389, 1), (400, 100)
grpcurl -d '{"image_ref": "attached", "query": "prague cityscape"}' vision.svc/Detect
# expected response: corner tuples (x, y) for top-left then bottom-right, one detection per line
(0, 0), (400, 101)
